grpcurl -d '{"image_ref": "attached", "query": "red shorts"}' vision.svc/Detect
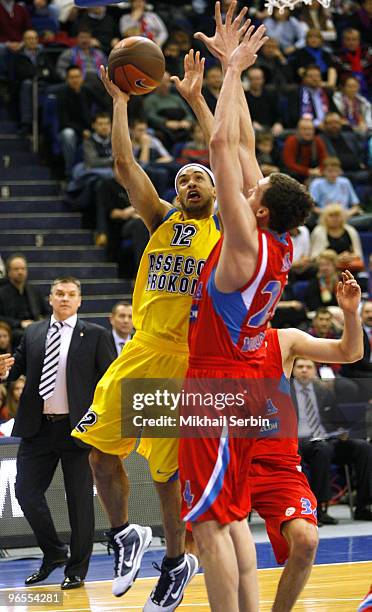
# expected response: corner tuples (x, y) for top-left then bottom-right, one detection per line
(179, 364), (265, 524)
(250, 454), (317, 564)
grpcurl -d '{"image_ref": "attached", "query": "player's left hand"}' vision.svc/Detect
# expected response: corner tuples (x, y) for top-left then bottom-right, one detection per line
(228, 23), (269, 73)
(336, 270), (361, 313)
(194, 0), (250, 70)
(171, 50), (205, 102)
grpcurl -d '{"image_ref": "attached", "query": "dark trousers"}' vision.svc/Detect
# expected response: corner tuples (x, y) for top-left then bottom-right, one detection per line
(299, 437), (372, 508)
(15, 417), (94, 578)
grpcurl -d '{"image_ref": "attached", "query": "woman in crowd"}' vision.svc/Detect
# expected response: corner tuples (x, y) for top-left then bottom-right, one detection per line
(304, 249), (341, 311)
(333, 76), (372, 135)
(310, 203), (364, 273)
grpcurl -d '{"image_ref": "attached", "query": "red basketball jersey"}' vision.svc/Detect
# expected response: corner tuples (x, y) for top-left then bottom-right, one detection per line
(189, 229), (293, 366)
(253, 327), (299, 458)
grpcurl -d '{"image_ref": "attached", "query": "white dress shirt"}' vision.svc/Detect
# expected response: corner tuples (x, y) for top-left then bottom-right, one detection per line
(43, 314), (77, 415)
(112, 329), (131, 357)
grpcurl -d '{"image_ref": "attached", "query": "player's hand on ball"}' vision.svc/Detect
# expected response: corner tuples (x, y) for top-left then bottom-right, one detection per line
(336, 270), (361, 313)
(171, 50), (205, 103)
(194, 0), (250, 70)
(100, 65), (129, 102)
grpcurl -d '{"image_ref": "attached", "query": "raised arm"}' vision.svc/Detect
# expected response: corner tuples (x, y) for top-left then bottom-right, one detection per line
(209, 25), (268, 245)
(194, 0), (262, 190)
(100, 66), (170, 233)
(281, 271), (363, 370)
(171, 50), (214, 146)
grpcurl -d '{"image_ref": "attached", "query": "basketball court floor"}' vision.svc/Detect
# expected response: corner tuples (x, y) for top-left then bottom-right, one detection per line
(1, 506), (371, 611)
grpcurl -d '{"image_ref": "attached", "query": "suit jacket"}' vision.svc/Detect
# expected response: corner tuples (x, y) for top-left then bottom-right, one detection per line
(290, 380), (346, 433)
(282, 85), (337, 129)
(10, 317), (116, 440)
(0, 281), (50, 329)
(340, 329), (372, 378)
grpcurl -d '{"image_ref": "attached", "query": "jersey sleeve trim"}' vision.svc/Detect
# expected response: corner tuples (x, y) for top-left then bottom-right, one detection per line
(239, 231), (266, 293)
(160, 207), (178, 224)
(213, 214), (221, 231)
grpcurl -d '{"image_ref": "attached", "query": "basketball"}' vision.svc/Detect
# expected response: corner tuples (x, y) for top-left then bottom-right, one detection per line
(107, 36), (165, 96)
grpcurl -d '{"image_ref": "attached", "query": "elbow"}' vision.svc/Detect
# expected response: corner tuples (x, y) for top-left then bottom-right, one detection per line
(113, 155), (134, 181)
(210, 132), (238, 151)
(342, 347), (364, 363)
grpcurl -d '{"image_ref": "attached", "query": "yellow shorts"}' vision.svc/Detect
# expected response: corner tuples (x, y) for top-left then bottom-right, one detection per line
(71, 330), (189, 482)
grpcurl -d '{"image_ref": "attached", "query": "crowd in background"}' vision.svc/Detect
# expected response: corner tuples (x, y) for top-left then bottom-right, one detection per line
(0, 0), (372, 517)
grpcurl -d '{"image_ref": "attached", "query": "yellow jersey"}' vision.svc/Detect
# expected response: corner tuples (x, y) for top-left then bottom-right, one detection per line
(132, 209), (221, 345)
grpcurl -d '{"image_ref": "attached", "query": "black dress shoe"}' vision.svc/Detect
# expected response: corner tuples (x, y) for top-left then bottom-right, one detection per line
(25, 558), (68, 586)
(61, 576), (84, 590)
(318, 510), (339, 525)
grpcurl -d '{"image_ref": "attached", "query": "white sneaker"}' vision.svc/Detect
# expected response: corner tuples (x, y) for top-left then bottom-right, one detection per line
(143, 553), (199, 611)
(106, 524), (152, 597)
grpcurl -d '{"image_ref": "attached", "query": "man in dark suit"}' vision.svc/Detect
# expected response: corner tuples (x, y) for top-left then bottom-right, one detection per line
(8, 276), (115, 589)
(291, 358), (372, 524)
(109, 301), (133, 357)
(0, 254), (50, 345)
(341, 301), (372, 402)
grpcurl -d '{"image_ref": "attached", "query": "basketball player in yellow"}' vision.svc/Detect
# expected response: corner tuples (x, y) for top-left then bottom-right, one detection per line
(71, 62), (220, 608)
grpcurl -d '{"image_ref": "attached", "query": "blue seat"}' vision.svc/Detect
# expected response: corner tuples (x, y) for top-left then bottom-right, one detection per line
(359, 232), (372, 265)
(291, 280), (309, 302)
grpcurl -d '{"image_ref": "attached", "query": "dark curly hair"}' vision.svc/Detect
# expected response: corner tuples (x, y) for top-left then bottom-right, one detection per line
(262, 173), (314, 233)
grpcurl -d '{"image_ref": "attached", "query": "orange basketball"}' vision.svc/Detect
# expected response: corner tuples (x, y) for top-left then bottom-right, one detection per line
(107, 36), (165, 95)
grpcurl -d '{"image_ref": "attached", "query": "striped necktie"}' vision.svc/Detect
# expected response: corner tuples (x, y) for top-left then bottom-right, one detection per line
(39, 321), (64, 400)
(301, 386), (324, 439)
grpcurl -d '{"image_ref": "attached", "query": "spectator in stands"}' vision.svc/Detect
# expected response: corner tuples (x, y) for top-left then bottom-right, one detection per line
(9, 276), (115, 590)
(310, 204), (364, 273)
(285, 65), (337, 129)
(263, 7), (307, 56)
(245, 67), (284, 136)
(163, 39), (183, 79)
(333, 28), (372, 98)
(6, 375), (25, 419)
(119, 0), (168, 47)
(292, 358), (372, 523)
(340, 300), (372, 402)
(176, 121), (209, 168)
(271, 282), (308, 330)
(71, 7), (119, 57)
(304, 249), (340, 312)
(28, 0), (59, 42)
(109, 301), (133, 357)
(283, 117), (327, 183)
(255, 131), (281, 176)
(143, 71), (193, 148)
(56, 28), (107, 81)
(289, 225), (316, 280)
(0, 254), (50, 345)
(12, 29), (55, 135)
(333, 77), (372, 136)
(310, 156), (362, 216)
(349, 0), (372, 46)
(201, 64), (222, 114)
(50, 0), (78, 29)
(56, 28), (109, 111)
(98, 182), (146, 279)
(0, 321), (13, 354)
(319, 112), (370, 187)
(290, 29), (337, 89)
(0, 384), (8, 423)
(57, 65), (104, 178)
(298, 2), (336, 43)
(308, 307), (340, 340)
(130, 117), (174, 197)
(255, 37), (292, 91)
(0, 0), (31, 78)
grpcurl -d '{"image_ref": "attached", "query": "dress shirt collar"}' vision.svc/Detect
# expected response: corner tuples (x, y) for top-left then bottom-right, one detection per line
(294, 378), (313, 394)
(112, 329), (130, 345)
(50, 313), (78, 329)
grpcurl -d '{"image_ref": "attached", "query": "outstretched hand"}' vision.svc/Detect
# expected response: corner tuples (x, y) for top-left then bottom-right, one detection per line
(99, 65), (130, 102)
(170, 50), (205, 103)
(336, 270), (361, 313)
(228, 23), (268, 73)
(194, 0), (251, 70)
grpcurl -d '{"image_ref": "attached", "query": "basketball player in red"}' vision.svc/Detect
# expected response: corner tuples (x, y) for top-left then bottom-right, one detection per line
(177, 15), (315, 612)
